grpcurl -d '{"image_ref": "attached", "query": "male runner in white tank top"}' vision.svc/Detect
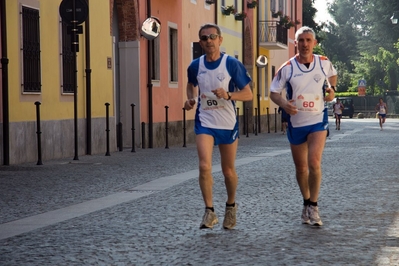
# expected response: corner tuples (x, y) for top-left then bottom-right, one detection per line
(270, 26), (337, 226)
(184, 23), (252, 230)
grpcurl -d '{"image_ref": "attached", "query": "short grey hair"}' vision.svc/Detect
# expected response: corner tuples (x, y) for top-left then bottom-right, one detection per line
(295, 26), (316, 41)
(198, 23), (222, 38)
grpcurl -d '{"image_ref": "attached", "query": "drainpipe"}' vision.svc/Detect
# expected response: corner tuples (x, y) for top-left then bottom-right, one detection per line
(241, 0), (247, 132)
(147, 0), (153, 148)
(242, 0), (244, 62)
(85, 0), (92, 155)
(1, 0), (9, 165)
(294, 0), (297, 54)
(255, 0), (261, 133)
(214, 0), (218, 24)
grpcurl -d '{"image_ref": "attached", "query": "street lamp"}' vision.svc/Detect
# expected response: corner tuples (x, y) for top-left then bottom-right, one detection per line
(391, 11), (398, 25)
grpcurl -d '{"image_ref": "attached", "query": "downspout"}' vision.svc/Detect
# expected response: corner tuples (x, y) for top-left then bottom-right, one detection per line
(294, 0), (297, 54)
(1, 0), (9, 165)
(85, 0), (92, 155)
(146, 0), (153, 148)
(242, 0), (244, 61)
(256, 0), (260, 133)
(215, 0), (218, 24)
(241, 0), (247, 133)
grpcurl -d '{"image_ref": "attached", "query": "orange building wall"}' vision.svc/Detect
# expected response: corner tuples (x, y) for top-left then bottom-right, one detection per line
(139, 0), (184, 124)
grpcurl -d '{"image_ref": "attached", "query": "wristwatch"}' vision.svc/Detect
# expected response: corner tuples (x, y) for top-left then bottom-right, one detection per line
(227, 92), (232, 100)
(331, 86), (336, 92)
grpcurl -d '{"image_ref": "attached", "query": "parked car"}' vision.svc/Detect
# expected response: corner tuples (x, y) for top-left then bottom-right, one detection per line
(327, 97), (355, 118)
(327, 100), (335, 117)
(340, 97), (355, 118)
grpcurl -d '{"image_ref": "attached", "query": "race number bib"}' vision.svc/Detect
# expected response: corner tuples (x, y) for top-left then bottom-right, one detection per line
(296, 94), (321, 112)
(200, 92), (226, 111)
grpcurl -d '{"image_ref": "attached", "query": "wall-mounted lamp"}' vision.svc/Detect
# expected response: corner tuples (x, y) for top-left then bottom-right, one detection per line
(391, 11), (398, 25)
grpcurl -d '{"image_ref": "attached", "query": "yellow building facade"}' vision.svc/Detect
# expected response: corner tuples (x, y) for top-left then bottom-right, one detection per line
(2, 0), (115, 164)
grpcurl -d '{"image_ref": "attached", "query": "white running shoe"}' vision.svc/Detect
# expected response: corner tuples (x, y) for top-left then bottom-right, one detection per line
(308, 205), (323, 226)
(301, 205), (310, 224)
(223, 204), (237, 229)
(200, 209), (218, 229)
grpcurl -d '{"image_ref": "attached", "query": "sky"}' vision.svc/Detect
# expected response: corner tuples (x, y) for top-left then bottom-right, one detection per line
(314, 0), (334, 23)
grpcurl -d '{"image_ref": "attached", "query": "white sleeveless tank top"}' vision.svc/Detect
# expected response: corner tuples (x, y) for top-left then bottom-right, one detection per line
(288, 56), (326, 127)
(197, 54), (236, 130)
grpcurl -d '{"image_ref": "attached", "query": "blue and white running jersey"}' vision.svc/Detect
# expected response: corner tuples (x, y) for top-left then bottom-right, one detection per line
(187, 53), (251, 130)
(270, 54), (337, 128)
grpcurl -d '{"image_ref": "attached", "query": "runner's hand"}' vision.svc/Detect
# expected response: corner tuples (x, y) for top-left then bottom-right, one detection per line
(184, 98), (196, 110)
(283, 100), (298, 115)
(324, 87), (335, 102)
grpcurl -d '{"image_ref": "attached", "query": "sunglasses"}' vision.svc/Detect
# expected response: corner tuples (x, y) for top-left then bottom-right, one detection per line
(200, 34), (219, 41)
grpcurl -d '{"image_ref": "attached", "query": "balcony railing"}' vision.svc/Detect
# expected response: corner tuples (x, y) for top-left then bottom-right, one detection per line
(258, 20), (288, 49)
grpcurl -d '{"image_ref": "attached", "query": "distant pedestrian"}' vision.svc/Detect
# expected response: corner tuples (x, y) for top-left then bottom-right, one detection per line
(375, 98), (388, 130)
(270, 26), (337, 226)
(333, 98), (344, 130)
(184, 23), (253, 230)
(278, 106), (288, 134)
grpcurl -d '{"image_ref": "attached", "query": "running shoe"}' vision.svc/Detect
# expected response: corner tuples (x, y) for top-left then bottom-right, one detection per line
(200, 209), (218, 229)
(223, 204), (237, 229)
(301, 205), (310, 224)
(308, 205), (323, 226)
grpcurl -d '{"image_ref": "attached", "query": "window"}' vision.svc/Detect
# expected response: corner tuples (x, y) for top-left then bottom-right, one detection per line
(267, 66), (275, 98)
(270, 0), (276, 12)
(278, 0), (285, 13)
(151, 36), (160, 80)
(169, 27), (178, 82)
(271, 0), (285, 13)
(192, 42), (204, 60)
(21, 5), (41, 93)
(61, 21), (75, 93)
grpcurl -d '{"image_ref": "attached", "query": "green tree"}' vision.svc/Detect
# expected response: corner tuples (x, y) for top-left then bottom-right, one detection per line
(334, 61), (352, 93)
(302, 0), (325, 43)
(318, 0), (399, 94)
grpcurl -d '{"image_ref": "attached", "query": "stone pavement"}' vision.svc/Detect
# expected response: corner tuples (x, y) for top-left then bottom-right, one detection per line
(1, 118), (399, 265)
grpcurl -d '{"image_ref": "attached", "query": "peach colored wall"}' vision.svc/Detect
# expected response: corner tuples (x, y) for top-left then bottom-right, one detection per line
(139, 0), (215, 123)
(149, 0), (180, 123)
(181, 1), (215, 120)
(0, 23), (2, 122)
(288, 0), (302, 58)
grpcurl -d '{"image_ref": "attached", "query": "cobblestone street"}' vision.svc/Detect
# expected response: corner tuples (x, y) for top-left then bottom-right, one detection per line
(1, 118), (399, 265)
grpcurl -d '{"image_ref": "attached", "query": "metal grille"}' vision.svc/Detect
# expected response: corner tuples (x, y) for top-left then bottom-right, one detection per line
(22, 6), (41, 92)
(61, 22), (75, 93)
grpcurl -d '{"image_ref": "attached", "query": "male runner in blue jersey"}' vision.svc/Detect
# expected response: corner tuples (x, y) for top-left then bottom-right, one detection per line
(184, 23), (252, 229)
(270, 26), (337, 226)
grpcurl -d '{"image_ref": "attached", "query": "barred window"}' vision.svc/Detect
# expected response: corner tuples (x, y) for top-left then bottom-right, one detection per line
(61, 22), (75, 93)
(21, 6), (41, 93)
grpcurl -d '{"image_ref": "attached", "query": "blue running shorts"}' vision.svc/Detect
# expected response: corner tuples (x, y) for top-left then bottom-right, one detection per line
(378, 113), (386, 118)
(195, 122), (239, 145)
(287, 122), (328, 145)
